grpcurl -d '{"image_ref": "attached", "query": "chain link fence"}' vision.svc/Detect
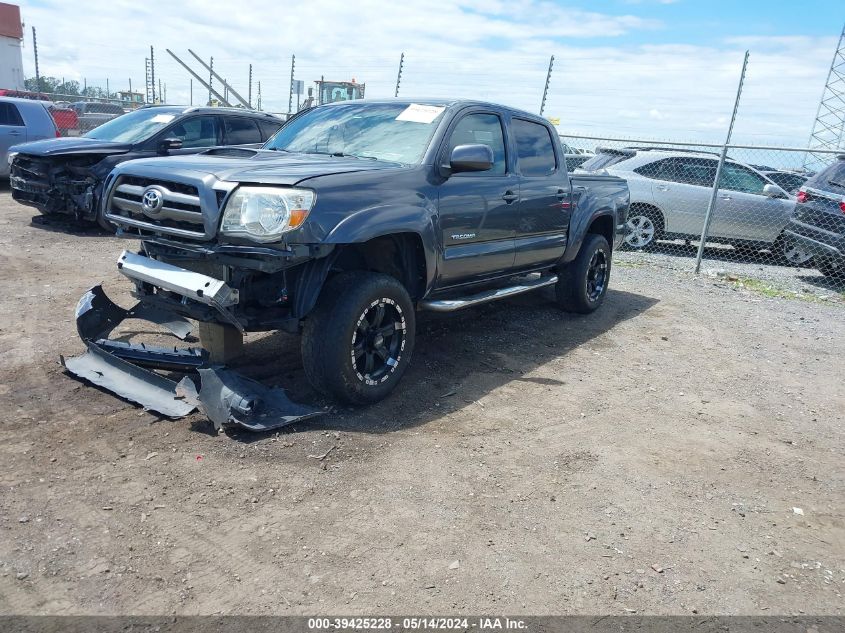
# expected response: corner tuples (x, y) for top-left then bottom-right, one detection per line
(561, 134), (845, 291)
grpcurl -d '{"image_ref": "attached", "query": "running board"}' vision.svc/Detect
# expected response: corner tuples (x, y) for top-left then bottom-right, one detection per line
(419, 274), (558, 312)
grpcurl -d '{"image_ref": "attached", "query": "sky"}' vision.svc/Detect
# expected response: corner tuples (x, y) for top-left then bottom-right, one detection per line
(12, 0), (845, 146)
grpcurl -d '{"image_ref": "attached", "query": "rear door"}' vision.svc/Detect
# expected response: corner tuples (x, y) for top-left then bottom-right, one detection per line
(646, 157), (716, 235)
(436, 110), (518, 287)
(511, 117), (569, 269)
(711, 162), (791, 242)
(0, 102), (26, 175)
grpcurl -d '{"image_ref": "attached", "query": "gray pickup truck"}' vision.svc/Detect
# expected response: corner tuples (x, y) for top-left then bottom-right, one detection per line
(66, 99), (629, 431)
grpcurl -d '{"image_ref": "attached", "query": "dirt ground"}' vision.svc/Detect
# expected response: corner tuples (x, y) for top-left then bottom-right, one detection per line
(0, 187), (843, 616)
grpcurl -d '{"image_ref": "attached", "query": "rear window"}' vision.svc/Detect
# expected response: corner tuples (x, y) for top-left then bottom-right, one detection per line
(0, 102), (24, 126)
(513, 119), (556, 176)
(84, 103), (124, 114)
(810, 158), (845, 192)
(579, 151), (632, 171)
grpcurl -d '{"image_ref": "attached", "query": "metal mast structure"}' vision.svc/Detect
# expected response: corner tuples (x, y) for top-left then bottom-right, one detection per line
(805, 23), (845, 168)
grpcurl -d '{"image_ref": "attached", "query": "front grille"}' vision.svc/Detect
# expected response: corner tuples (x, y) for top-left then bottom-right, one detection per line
(106, 175), (208, 239)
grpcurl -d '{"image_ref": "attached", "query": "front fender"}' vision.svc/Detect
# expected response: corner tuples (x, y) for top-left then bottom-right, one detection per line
(324, 202), (439, 293)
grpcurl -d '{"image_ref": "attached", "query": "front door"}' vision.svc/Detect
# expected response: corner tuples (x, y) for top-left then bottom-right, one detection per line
(711, 162), (791, 243)
(437, 112), (518, 287)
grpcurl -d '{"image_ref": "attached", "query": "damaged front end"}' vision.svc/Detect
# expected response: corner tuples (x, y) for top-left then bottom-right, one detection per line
(62, 252), (323, 433)
(11, 154), (103, 221)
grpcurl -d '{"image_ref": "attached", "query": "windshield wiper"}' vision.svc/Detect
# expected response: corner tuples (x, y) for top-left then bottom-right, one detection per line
(301, 151), (379, 160)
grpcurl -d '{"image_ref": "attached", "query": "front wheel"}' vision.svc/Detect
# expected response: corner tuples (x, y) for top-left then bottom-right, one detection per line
(774, 234), (813, 266)
(301, 272), (416, 405)
(555, 233), (612, 314)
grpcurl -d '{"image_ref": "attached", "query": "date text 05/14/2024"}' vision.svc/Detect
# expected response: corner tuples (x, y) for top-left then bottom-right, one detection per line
(307, 618), (528, 630)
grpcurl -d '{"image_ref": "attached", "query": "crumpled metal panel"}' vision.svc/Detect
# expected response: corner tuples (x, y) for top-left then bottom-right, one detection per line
(196, 368), (323, 432)
(61, 343), (196, 418)
(75, 285), (192, 342)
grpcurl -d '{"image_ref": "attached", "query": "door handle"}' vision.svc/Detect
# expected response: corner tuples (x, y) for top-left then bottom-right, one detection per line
(719, 195), (732, 200)
(656, 185), (669, 191)
(501, 190), (519, 204)
(8, 130), (22, 136)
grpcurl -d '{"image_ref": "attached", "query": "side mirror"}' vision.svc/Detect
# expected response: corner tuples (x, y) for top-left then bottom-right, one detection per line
(449, 144), (494, 173)
(157, 138), (183, 155)
(763, 183), (784, 198)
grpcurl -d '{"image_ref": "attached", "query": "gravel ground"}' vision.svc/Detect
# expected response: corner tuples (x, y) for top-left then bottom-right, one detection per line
(0, 188), (843, 615)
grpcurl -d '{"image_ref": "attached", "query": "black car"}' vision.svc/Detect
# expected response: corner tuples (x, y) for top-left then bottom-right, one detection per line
(785, 155), (845, 280)
(760, 169), (809, 195)
(9, 105), (284, 228)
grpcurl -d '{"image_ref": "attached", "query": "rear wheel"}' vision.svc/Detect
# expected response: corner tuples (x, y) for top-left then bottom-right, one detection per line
(301, 272), (416, 405)
(623, 206), (663, 250)
(556, 233), (612, 314)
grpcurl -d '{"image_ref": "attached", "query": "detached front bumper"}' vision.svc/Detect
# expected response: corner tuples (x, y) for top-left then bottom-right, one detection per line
(61, 252), (322, 433)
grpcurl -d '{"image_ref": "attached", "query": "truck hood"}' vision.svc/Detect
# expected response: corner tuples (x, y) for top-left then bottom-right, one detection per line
(12, 136), (134, 157)
(116, 149), (403, 185)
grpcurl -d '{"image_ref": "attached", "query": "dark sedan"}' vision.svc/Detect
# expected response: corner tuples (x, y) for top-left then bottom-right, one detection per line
(9, 105), (283, 228)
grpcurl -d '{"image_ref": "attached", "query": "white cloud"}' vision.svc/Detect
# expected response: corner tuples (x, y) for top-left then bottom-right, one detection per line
(14, 0), (836, 146)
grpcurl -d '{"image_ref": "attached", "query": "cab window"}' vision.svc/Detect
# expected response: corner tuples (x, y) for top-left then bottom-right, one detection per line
(447, 113), (506, 175)
(513, 118), (557, 176)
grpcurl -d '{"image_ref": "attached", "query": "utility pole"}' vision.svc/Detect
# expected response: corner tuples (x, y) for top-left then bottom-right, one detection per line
(248, 64), (253, 108)
(158, 79), (162, 103)
(150, 46), (156, 104)
(539, 55), (554, 116)
(164, 82), (167, 103)
(106, 78), (110, 99)
(257, 81), (262, 111)
(394, 52), (405, 97)
(288, 54), (296, 115)
(694, 50), (750, 274)
(804, 23), (845, 169)
(208, 56), (213, 105)
(145, 58), (152, 103)
(32, 27), (41, 92)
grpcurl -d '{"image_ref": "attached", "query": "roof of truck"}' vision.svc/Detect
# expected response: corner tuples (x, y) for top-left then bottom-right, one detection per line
(320, 98), (550, 121)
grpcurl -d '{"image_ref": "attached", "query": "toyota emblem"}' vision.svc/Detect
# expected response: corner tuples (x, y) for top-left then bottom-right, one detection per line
(141, 187), (164, 215)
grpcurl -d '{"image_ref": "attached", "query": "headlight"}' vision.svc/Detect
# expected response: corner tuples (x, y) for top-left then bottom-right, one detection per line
(220, 186), (315, 242)
(7, 151), (17, 166)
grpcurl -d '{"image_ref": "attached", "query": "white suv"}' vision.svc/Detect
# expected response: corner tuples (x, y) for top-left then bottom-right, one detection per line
(578, 148), (811, 264)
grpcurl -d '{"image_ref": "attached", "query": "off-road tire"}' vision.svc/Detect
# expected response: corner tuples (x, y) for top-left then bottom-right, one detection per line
(301, 271), (416, 405)
(556, 233), (612, 314)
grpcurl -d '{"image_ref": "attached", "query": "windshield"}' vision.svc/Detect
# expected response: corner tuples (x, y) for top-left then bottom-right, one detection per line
(264, 102), (447, 164)
(84, 108), (181, 143)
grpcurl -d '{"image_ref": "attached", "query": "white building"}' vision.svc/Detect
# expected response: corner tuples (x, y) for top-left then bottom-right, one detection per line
(0, 2), (24, 91)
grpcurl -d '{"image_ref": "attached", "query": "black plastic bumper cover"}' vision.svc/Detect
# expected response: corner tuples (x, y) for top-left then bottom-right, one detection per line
(62, 285), (322, 432)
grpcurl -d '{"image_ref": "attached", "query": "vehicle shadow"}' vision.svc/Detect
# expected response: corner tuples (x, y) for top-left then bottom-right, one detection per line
(27, 213), (112, 237)
(222, 287), (658, 441)
(795, 273), (845, 292)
